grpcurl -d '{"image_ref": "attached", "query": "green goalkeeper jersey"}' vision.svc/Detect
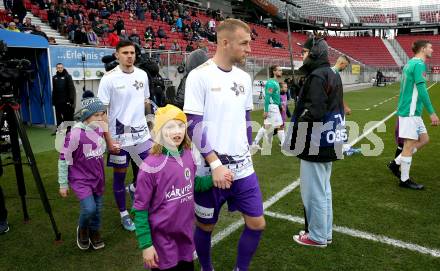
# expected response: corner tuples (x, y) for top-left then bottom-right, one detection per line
(397, 57), (435, 117)
(264, 79), (281, 112)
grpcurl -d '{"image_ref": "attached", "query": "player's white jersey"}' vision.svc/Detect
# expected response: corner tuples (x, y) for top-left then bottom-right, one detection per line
(98, 66), (151, 147)
(184, 59), (253, 157)
(185, 59), (255, 180)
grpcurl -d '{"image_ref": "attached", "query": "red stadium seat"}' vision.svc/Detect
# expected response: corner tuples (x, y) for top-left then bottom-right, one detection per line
(31, 6), (39, 17)
(396, 35), (440, 65)
(326, 37), (397, 67)
(24, 0), (32, 10)
(40, 10), (48, 22)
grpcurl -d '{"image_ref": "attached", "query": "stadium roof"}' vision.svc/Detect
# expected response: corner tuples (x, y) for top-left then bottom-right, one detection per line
(336, 0), (440, 8)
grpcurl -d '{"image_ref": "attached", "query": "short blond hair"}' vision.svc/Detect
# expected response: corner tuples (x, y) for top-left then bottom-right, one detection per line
(216, 18), (250, 37)
(337, 55), (350, 64)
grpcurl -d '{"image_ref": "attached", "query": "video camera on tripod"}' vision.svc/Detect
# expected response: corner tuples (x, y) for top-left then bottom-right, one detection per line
(0, 41), (61, 241)
(0, 41), (33, 104)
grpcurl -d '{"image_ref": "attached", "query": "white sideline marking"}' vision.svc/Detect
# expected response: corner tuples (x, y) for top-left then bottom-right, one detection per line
(208, 83), (438, 249)
(347, 110), (396, 147)
(210, 178), (301, 247)
(265, 211), (440, 258)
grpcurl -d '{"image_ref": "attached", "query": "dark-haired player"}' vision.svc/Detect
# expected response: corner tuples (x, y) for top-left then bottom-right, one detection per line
(388, 40), (439, 189)
(98, 40), (152, 230)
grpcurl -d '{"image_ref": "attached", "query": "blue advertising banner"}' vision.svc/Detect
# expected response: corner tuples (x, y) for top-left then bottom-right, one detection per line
(49, 45), (115, 80)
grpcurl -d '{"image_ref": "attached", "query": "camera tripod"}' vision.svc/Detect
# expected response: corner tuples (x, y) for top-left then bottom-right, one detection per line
(0, 99), (61, 241)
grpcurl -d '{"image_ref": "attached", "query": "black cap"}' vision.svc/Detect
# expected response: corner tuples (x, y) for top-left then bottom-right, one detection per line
(303, 38), (314, 50)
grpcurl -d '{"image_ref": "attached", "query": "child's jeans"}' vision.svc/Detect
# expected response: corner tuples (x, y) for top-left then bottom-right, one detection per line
(78, 194), (103, 231)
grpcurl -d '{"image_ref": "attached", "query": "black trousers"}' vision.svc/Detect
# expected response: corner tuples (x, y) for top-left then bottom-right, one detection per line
(54, 103), (74, 127)
(0, 186), (7, 222)
(151, 261), (194, 271)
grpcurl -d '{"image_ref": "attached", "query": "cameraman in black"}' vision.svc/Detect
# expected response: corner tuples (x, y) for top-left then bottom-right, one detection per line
(0, 185), (8, 234)
(52, 63), (76, 135)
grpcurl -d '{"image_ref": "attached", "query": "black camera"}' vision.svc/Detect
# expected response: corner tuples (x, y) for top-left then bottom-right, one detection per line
(101, 53), (119, 72)
(0, 41), (34, 103)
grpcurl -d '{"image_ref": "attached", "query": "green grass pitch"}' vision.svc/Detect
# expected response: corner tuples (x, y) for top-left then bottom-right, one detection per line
(1, 83), (439, 270)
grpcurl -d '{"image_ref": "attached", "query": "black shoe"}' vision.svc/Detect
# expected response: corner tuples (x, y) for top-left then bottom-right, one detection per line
(399, 179), (424, 190)
(76, 226), (90, 250)
(89, 230), (105, 250)
(388, 160), (400, 178)
(0, 220), (9, 234)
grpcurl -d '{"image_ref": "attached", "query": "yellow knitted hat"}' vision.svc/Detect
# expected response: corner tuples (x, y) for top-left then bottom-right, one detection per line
(153, 104), (187, 135)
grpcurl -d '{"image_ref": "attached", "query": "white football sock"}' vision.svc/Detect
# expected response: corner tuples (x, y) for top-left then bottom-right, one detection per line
(277, 130), (285, 145)
(265, 129), (274, 145)
(120, 210), (129, 218)
(400, 156), (412, 182)
(254, 127), (265, 145)
(396, 148), (417, 165)
(395, 154), (401, 165)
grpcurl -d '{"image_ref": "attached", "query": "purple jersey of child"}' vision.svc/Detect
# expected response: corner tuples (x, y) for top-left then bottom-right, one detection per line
(60, 125), (106, 200)
(134, 149), (196, 270)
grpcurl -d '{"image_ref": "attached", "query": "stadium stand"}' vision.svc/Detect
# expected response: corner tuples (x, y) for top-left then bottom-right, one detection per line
(7, 0), (427, 69)
(326, 36), (397, 67)
(267, 0), (344, 24)
(359, 14), (397, 24)
(396, 35), (440, 65)
(419, 10), (440, 23)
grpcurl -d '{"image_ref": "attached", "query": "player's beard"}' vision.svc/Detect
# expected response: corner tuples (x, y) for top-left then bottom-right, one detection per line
(235, 55), (246, 65)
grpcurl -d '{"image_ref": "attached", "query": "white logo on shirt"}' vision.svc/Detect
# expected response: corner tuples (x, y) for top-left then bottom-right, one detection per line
(165, 180), (193, 202)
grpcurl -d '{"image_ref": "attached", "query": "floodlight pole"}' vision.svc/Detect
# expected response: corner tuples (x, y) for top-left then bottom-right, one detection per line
(285, 3), (295, 75)
(284, 1), (300, 76)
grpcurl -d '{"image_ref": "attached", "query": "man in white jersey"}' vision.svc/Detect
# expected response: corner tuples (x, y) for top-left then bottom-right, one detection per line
(98, 40), (152, 230)
(388, 40), (439, 189)
(184, 19), (265, 271)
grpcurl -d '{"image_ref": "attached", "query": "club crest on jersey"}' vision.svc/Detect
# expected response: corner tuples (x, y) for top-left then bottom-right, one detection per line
(231, 82), (245, 96)
(423, 72), (427, 79)
(184, 168), (191, 180)
(268, 88), (273, 93)
(132, 80), (144, 90)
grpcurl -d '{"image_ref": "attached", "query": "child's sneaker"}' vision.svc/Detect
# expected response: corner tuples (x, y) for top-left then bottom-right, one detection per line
(76, 226), (90, 250)
(0, 220), (9, 234)
(121, 215), (136, 231)
(293, 232), (327, 248)
(90, 230), (105, 250)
